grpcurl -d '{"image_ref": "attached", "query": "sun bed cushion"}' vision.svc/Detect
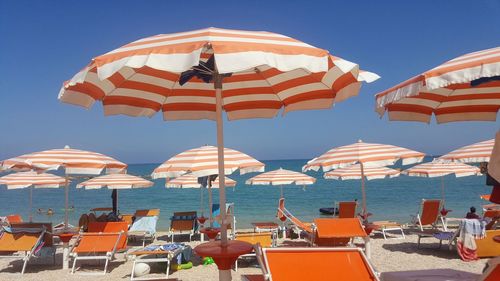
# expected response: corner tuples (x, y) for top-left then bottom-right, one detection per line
(0, 232), (41, 252)
(87, 221), (128, 250)
(380, 269), (479, 281)
(73, 232), (122, 253)
(263, 248), (377, 281)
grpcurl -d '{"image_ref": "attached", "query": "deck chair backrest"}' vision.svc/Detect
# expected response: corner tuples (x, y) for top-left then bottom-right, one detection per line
(0, 230), (44, 252)
(87, 221), (128, 250)
(171, 211), (197, 231)
(6, 214), (23, 223)
(314, 218), (366, 247)
(10, 222), (53, 247)
(276, 198), (312, 233)
(236, 232), (273, 248)
(73, 232), (123, 254)
(262, 247), (379, 281)
(338, 201), (357, 218)
(136, 209), (160, 217)
(277, 198), (286, 222)
(420, 199), (442, 226)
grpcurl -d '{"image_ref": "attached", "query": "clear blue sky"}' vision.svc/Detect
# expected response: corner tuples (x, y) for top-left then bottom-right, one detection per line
(1, 0), (499, 163)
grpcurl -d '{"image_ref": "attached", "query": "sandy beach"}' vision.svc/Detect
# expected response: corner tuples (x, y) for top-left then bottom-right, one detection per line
(0, 230), (487, 281)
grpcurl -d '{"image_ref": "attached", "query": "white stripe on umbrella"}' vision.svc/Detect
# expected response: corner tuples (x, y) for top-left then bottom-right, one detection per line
(166, 174), (236, 188)
(303, 140), (424, 217)
(0, 171), (66, 221)
(152, 145), (264, 178)
(375, 46), (500, 124)
(439, 139), (494, 163)
(1, 145), (127, 228)
(246, 168), (315, 198)
(324, 164), (400, 180)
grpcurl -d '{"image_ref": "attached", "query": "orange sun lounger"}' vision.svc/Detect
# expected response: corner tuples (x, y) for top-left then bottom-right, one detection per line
(234, 231), (276, 271)
(276, 198), (314, 243)
(69, 231), (125, 274)
(338, 201), (358, 218)
(243, 246), (380, 281)
(0, 227), (46, 274)
(168, 211), (197, 242)
(412, 199), (445, 231)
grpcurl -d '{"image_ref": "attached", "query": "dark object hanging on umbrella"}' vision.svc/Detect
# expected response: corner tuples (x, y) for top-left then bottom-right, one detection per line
(197, 174), (219, 188)
(471, 75), (500, 87)
(179, 55), (231, 86)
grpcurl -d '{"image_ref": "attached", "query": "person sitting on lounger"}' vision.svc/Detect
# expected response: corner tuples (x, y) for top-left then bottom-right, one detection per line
(465, 206), (480, 219)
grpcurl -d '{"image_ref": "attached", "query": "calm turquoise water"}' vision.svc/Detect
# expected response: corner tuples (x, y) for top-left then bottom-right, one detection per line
(0, 158), (492, 230)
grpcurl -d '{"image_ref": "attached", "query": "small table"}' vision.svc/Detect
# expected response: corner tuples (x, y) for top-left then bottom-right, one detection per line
(199, 227), (220, 241)
(54, 231), (77, 270)
(194, 240), (253, 280)
(493, 235), (500, 243)
(251, 222), (279, 233)
(129, 247), (184, 281)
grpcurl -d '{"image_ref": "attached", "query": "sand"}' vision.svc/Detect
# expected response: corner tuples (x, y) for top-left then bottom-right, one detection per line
(0, 230), (488, 281)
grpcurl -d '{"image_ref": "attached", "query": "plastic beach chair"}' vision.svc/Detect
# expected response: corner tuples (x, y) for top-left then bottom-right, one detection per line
(128, 209), (159, 246)
(234, 232), (276, 271)
(243, 246), (380, 281)
(338, 201), (357, 218)
(0, 226), (46, 274)
(69, 231), (125, 274)
(168, 211), (197, 242)
(411, 199), (445, 231)
(276, 198), (315, 244)
(380, 256), (500, 281)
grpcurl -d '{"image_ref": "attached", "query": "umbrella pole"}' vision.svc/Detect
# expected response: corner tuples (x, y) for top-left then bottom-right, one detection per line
(360, 162), (367, 220)
(64, 175), (69, 229)
(112, 189), (118, 215)
(29, 187), (33, 222)
(208, 181), (213, 228)
(215, 74), (231, 281)
(441, 177), (445, 204)
(200, 186), (204, 217)
(280, 185), (283, 198)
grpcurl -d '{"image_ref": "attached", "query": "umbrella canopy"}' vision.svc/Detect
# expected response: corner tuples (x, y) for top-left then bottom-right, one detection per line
(1, 145), (127, 227)
(324, 164), (400, 180)
(59, 27), (378, 122)
(375, 47), (500, 124)
(439, 139), (494, 163)
(303, 140), (424, 217)
(245, 168), (315, 198)
(402, 161), (481, 178)
(152, 145), (264, 178)
(0, 171), (66, 221)
(166, 174), (236, 188)
(77, 174), (153, 214)
(58, 27), (377, 280)
(402, 160), (481, 204)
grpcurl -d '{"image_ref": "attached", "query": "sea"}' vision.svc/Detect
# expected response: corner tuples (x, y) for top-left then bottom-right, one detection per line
(0, 157), (493, 230)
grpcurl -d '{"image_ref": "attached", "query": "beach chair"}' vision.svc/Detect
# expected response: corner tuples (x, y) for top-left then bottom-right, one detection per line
(337, 201), (357, 218)
(87, 221), (129, 251)
(6, 214), (23, 224)
(234, 231), (276, 271)
(69, 230), (125, 274)
(242, 246), (380, 281)
(369, 221), (406, 240)
(411, 199), (445, 231)
(380, 256), (500, 281)
(212, 203), (236, 238)
(276, 198), (315, 244)
(128, 209), (159, 246)
(0, 226), (46, 274)
(10, 222), (56, 264)
(168, 211), (197, 242)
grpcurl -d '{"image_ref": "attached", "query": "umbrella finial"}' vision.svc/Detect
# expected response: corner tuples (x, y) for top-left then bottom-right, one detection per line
(64, 145), (70, 149)
(358, 139), (363, 143)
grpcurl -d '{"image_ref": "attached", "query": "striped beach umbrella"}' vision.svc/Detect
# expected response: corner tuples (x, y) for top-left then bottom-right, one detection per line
(246, 168), (316, 198)
(1, 145), (127, 227)
(0, 171), (66, 221)
(375, 47), (500, 123)
(152, 145), (264, 179)
(303, 140), (424, 217)
(402, 160), (481, 203)
(57, 27), (378, 279)
(439, 139), (494, 163)
(324, 164), (400, 180)
(77, 174), (152, 214)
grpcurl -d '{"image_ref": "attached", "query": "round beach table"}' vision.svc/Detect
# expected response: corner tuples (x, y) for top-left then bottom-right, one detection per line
(194, 240), (253, 280)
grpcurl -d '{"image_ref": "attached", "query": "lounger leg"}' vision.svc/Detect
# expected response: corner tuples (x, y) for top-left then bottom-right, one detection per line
(103, 258), (109, 275)
(364, 237), (371, 259)
(382, 229), (387, 240)
(400, 228), (406, 239)
(131, 260), (137, 281)
(441, 217), (447, 231)
(166, 260), (170, 278)
(71, 257), (77, 274)
(21, 256), (29, 274)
